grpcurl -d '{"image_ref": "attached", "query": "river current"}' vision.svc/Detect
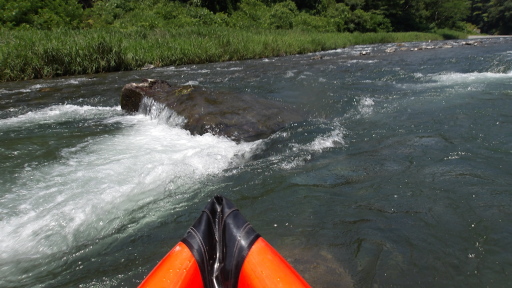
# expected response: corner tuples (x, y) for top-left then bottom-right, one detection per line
(1, 38), (511, 287)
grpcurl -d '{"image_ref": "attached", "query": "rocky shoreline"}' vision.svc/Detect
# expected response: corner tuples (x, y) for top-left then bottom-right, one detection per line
(352, 36), (512, 57)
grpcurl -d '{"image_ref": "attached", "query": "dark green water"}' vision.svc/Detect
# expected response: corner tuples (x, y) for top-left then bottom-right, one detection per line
(1, 38), (511, 287)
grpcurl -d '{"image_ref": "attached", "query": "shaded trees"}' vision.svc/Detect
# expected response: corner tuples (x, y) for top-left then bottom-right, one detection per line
(362, 0), (430, 31)
(0, 0), (83, 29)
(467, 0), (512, 34)
(468, 0), (489, 30)
(78, 0), (94, 8)
(0, 0), (509, 34)
(426, 0), (470, 29)
(486, 0), (512, 34)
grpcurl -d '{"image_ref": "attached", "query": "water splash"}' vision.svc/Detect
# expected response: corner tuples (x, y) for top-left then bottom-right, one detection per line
(0, 104), (122, 129)
(271, 121), (347, 170)
(0, 110), (259, 284)
(0, 78), (94, 96)
(139, 97), (186, 127)
(358, 97), (375, 117)
(431, 71), (512, 84)
(397, 70), (512, 91)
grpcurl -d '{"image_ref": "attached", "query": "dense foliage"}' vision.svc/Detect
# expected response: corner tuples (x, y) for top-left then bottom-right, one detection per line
(3, 0), (507, 82)
(0, 27), (449, 81)
(0, 0), (509, 34)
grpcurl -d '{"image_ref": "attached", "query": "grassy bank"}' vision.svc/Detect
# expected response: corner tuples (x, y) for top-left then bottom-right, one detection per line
(0, 27), (462, 82)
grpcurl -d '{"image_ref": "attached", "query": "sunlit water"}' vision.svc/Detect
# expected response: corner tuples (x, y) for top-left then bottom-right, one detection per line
(1, 38), (512, 287)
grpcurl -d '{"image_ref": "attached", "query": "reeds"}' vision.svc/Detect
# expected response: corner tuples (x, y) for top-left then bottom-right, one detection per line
(0, 29), (127, 81)
(0, 27), (453, 82)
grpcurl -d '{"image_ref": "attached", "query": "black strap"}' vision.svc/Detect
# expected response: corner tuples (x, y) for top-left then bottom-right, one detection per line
(182, 195), (261, 288)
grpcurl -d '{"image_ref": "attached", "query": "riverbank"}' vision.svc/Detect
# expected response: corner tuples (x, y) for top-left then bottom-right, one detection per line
(0, 27), (466, 82)
(468, 35), (512, 39)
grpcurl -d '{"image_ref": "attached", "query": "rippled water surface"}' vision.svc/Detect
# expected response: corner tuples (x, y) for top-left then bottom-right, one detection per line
(1, 38), (512, 287)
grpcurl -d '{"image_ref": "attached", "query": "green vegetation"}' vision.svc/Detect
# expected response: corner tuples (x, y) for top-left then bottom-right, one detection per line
(0, 27), (447, 81)
(468, 0), (512, 34)
(4, 0), (507, 33)
(3, 0), (509, 81)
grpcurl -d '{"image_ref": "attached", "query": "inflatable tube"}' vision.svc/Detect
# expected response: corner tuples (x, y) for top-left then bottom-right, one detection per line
(139, 195), (310, 288)
(139, 242), (203, 288)
(239, 237), (311, 288)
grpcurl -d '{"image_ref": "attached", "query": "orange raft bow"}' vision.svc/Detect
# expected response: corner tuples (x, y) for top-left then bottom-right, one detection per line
(139, 195), (311, 288)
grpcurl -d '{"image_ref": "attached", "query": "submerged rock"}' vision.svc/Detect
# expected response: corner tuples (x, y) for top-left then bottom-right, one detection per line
(121, 79), (303, 142)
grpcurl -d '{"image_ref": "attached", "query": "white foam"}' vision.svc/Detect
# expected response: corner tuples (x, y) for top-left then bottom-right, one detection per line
(161, 66), (190, 71)
(216, 67), (243, 71)
(139, 97), (187, 127)
(0, 114), (259, 277)
(0, 104), (122, 130)
(183, 80), (200, 86)
(397, 71), (512, 90)
(358, 97), (375, 117)
(278, 123), (346, 169)
(347, 59), (379, 64)
(191, 69), (210, 73)
(0, 78), (93, 95)
(313, 48), (348, 55)
(0, 88), (31, 95)
(306, 126), (346, 152)
(431, 71), (512, 83)
(285, 70), (296, 78)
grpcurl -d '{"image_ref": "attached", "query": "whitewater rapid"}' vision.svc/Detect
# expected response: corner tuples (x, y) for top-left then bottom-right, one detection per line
(1, 37), (511, 287)
(0, 99), (347, 285)
(0, 105), (261, 283)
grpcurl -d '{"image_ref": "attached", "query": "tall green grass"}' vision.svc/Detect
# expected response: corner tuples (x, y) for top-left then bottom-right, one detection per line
(0, 29), (127, 81)
(0, 27), (457, 82)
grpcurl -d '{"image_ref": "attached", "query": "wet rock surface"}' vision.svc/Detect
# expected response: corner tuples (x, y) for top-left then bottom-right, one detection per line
(121, 79), (304, 142)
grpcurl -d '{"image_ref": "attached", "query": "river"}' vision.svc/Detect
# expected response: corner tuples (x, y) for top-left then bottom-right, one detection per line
(1, 37), (511, 287)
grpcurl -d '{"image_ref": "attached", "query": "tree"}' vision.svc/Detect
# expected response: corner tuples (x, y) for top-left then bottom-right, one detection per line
(78, 0), (94, 8)
(197, 0), (238, 13)
(468, 0), (490, 30)
(266, 1), (298, 29)
(426, 0), (470, 29)
(486, 0), (512, 34)
(0, 0), (40, 28)
(0, 0), (83, 29)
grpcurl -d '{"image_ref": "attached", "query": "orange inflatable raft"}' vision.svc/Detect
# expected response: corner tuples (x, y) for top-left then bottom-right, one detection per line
(139, 195), (311, 288)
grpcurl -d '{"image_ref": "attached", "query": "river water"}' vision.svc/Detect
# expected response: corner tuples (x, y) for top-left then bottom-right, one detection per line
(1, 37), (511, 287)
